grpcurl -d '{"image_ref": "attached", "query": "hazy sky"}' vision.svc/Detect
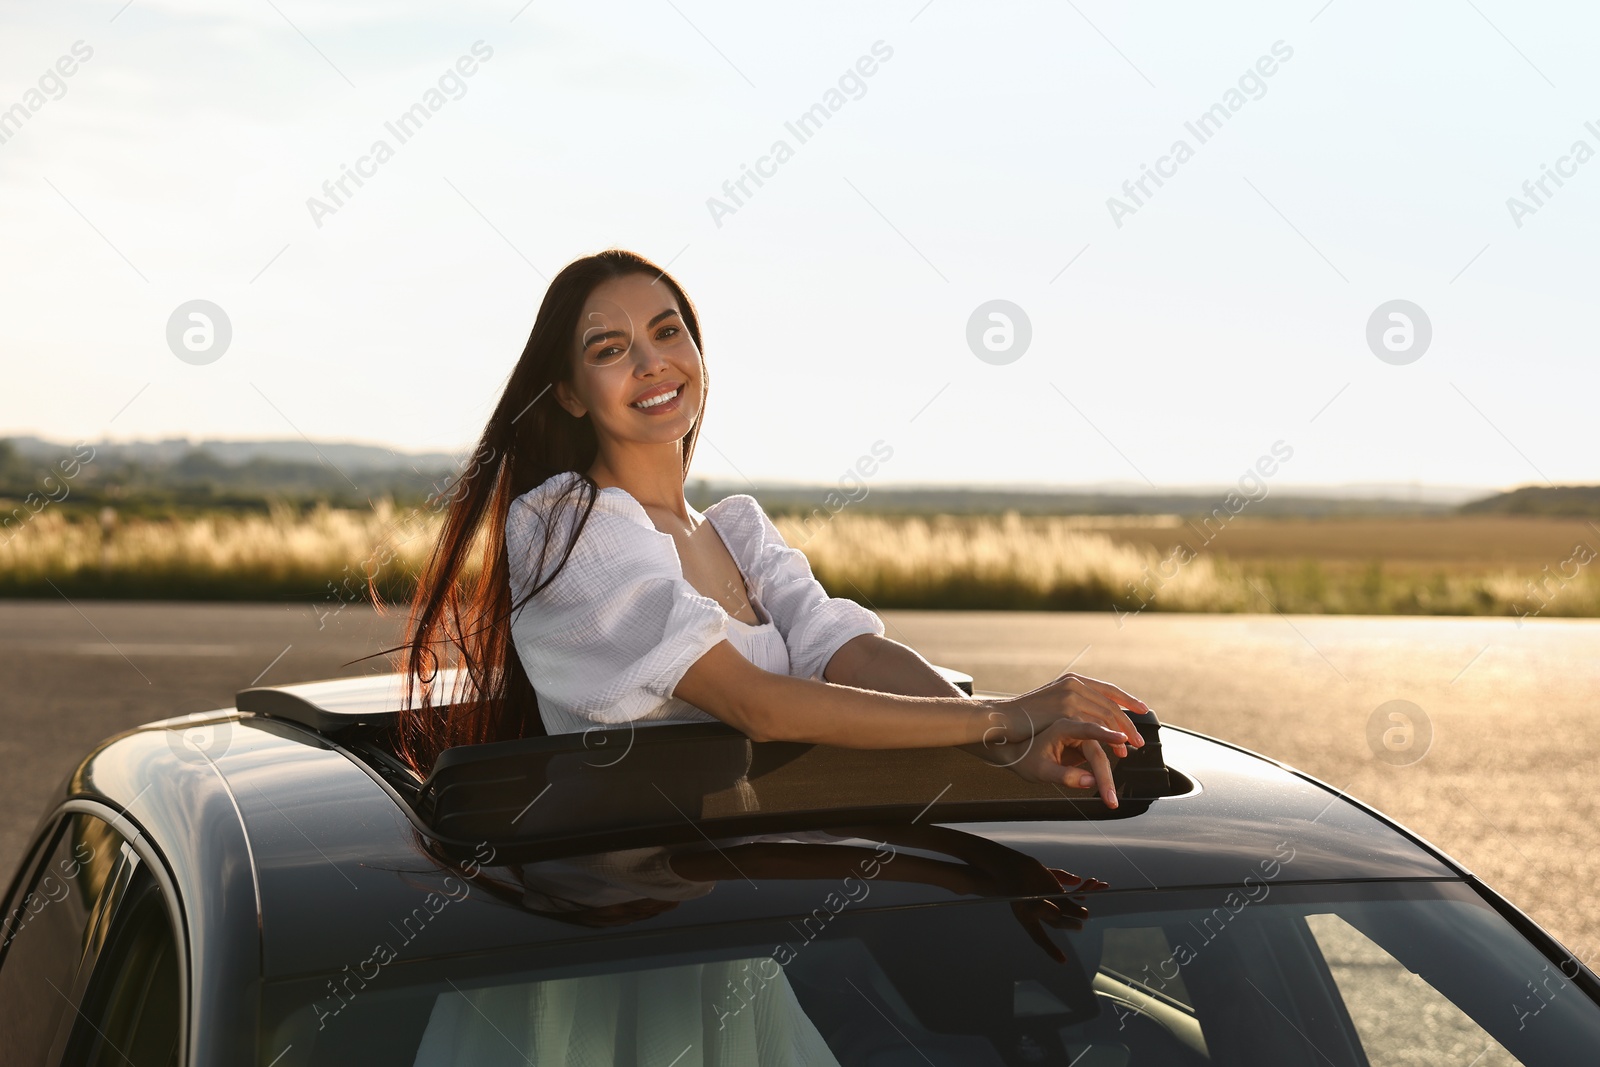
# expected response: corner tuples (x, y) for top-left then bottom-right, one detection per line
(3, 0), (1596, 492)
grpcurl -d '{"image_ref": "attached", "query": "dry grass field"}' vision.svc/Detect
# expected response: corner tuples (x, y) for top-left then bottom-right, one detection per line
(1089, 513), (1600, 568)
(2, 505), (1596, 619)
(0, 502), (436, 602)
(778, 512), (1600, 617)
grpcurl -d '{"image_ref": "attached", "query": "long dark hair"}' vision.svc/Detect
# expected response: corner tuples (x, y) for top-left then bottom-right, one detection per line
(380, 249), (707, 778)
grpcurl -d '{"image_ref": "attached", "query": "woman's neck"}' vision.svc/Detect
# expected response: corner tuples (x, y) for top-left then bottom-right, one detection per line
(588, 446), (690, 523)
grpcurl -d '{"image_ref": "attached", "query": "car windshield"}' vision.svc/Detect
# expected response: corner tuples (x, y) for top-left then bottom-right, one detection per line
(262, 879), (1599, 1066)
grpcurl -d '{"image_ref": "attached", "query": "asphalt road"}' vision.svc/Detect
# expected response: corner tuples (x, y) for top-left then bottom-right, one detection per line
(2, 600), (1596, 966)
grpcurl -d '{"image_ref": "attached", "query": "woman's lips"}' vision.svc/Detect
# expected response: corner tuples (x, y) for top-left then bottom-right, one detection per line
(631, 385), (683, 414)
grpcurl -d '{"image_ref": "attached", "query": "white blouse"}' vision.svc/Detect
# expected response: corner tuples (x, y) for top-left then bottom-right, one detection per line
(506, 471), (885, 735)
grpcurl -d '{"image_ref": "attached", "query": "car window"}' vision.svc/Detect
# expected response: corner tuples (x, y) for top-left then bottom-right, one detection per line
(62, 861), (183, 1066)
(0, 812), (126, 1065)
(1307, 911), (1520, 1066)
(261, 880), (1600, 1066)
(1098, 924), (1195, 1008)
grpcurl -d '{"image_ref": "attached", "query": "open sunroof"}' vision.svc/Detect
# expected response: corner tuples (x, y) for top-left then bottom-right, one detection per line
(232, 667), (1186, 861)
(415, 710), (1185, 861)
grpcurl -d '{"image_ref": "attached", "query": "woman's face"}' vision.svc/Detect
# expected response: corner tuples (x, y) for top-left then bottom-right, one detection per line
(555, 273), (703, 448)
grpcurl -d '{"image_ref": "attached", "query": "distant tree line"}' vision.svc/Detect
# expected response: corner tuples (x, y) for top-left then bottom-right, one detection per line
(3, 437), (1597, 518)
(1458, 485), (1600, 517)
(0, 438), (456, 515)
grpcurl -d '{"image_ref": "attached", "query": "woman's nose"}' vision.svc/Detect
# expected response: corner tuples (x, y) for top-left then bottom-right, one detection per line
(632, 339), (669, 374)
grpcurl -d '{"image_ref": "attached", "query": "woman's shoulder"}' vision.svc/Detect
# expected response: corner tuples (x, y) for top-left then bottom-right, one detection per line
(505, 476), (774, 547)
(505, 472), (673, 589)
(703, 492), (769, 536)
(508, 471), (648, 529)
(703, 493), (791, 564)
(512, 470), (589, 511)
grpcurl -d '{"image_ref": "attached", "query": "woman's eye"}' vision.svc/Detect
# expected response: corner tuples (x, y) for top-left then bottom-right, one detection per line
(657, 326), (679, 340)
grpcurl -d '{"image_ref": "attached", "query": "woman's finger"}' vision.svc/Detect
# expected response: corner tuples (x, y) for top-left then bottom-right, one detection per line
(1011, 697), (1126, 755)
(1045, 899), (1090, 923)
(1073, 673), (1152, 714)
(1053, 720), (1128, 744)
(1064, 761), (1096, 790)
(1080, 693), (1143, 750)
(1052, 724), (1124, 779)
(1057, 678), (1142, 748)
(1056, 739), (1120, 806)
(1022, 673), (1144, 749)
(1011, 902), (1068, 963)
(1062, 672), (1151, 735)
(1068, 706), (1132, 755)
(1083, 678), (1154, 724)
(1082, 739), (1117, 808)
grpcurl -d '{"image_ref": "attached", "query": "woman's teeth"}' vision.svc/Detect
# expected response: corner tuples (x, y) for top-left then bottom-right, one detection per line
(633, 387), (680, 409)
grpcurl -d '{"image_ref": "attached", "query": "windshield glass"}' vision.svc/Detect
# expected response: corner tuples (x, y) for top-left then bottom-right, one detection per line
(262, 879), (1599, 1066)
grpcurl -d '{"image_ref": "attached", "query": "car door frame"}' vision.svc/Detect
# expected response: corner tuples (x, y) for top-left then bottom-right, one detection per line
(33, 799), (191, 1067)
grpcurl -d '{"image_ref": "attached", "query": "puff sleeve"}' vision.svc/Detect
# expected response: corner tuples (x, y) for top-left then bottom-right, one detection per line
(713, 496), (886, 682)
(506, 477), (729, 728)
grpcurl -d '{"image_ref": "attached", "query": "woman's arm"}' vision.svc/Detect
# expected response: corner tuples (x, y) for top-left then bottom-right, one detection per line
(822, 633), (958, 695)
(674, 639), (1004, 747)
(672, 633), (1152, 799)
(821, 633), (1031, 768)
(672, 640), (1136, 807)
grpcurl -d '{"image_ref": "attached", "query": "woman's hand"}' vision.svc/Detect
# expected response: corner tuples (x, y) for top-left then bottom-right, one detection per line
(997, 718), (1129, 806)
(983, 671), (1152, 758)
(942, 848), (1110, 964)
(1010, 871), (1106, 963)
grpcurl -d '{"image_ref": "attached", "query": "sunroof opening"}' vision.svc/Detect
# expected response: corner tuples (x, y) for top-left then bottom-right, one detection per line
(413, 711), (1187, 862)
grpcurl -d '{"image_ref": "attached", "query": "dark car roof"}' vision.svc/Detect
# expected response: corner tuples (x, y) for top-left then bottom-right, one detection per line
(67, 672), (1462, 983)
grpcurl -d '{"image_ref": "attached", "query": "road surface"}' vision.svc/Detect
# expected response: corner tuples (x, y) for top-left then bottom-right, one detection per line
(2, 600), (1595, 965)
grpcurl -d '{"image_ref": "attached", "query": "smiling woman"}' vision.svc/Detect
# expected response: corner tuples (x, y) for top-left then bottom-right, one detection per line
(383, 249), (1153, 802)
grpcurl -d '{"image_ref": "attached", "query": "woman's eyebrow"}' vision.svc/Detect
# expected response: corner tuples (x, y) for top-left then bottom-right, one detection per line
(581, 308), (680, 350)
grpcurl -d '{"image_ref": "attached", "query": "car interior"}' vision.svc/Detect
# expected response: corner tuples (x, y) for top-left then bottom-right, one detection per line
(260, 881), (1600, 1066)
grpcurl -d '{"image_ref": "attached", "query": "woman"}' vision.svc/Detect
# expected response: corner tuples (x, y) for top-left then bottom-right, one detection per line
(392, 249), (1152, 805)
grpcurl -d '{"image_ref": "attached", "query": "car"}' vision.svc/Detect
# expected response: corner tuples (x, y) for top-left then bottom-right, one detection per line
(3, 665), (1599, 1066)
